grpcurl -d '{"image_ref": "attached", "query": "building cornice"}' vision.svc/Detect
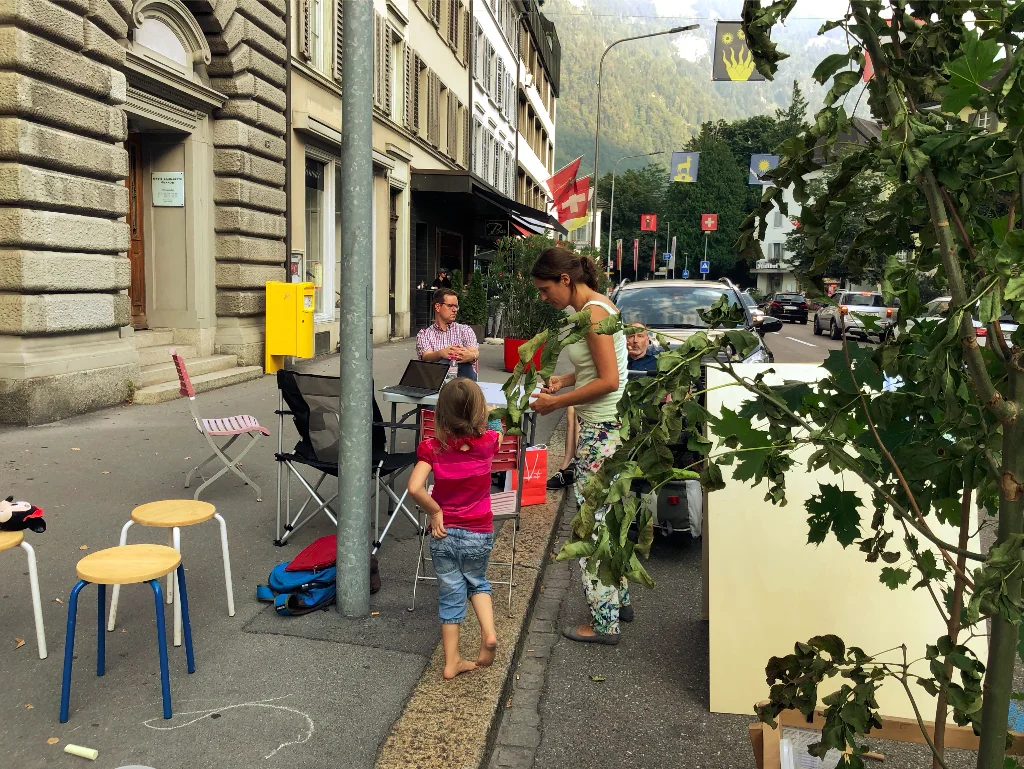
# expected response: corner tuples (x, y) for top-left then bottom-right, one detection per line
(125, 49), (226, 111)
(126, 85), (200, 131)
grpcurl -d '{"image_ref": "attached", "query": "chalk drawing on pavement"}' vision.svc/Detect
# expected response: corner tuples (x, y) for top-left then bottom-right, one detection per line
(141, 694), (315, 759)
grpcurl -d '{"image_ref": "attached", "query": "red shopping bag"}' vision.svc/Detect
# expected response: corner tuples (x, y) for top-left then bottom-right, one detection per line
(520, 445), (548, 507)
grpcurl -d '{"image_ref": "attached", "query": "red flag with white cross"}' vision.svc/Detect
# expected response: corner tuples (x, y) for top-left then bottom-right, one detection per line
(555, 175), (590, 225)
(700, 213), (718, 232)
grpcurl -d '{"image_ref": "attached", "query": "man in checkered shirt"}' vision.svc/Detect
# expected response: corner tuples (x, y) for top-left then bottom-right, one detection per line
(416, 288), (479, 381)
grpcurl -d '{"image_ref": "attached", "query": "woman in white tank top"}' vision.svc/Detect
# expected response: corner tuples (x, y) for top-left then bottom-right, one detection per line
(529, 247), (631, 645)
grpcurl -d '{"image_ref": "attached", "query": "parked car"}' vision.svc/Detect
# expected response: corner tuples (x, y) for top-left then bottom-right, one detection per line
(613, 279), (782, 362)
(814, 291), (898, 342)
(899, 296), (1018, 347)
(765, 292), (809, 324)
(741, 292), (766, 327)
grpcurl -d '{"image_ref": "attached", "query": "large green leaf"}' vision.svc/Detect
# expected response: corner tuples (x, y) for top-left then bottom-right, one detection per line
(941, 31), (1002, 114)
(806, 484), (863, 548)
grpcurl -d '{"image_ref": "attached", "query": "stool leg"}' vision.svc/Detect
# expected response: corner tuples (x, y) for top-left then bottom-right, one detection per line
(214, 514), (235, 617)
(20, 541), (47, 659)
(166, 529), (175, 605)
(172, 527), (182, 648)
(148, 580), (172, 720)
(107, 519), (134, 632)
(176, 564), (196, 674)
(60, 580), (88, 723)
(96, 584), (106, 677)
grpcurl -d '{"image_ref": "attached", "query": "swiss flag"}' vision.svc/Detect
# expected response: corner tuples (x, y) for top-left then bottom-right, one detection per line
(640, 214), (657, 231)
(555, 175), (590, 224)
(546, 157), (582, 201)
(700, 213), (718, 232)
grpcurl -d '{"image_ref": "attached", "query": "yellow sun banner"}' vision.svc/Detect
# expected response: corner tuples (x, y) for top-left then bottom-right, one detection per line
(713, 21), (764, 82)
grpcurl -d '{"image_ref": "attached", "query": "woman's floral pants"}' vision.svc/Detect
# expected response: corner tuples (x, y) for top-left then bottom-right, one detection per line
(573, 416), (630, 635)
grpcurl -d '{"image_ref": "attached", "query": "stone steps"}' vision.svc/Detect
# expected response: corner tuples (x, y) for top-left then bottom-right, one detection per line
(138, 354), (241, 388)
(130, 327), (264, 404)
(133, 366), (265, 405)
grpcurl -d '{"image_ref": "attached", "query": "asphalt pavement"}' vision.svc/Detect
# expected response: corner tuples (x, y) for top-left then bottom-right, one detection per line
(0, 339), (563, 769)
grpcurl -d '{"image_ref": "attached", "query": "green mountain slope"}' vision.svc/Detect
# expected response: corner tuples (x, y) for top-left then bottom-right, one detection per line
(547, 0), (848, 172)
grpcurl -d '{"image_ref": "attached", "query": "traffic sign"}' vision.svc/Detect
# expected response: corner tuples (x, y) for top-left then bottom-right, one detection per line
(700, 260), (710, 274)
(682, 269), (690, 279)
(663, 252), (672, 262)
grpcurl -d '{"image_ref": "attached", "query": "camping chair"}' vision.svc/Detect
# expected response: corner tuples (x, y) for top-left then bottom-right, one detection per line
(274, 371), (420, 549)
(410, 409), (524, 613)
(172, 350), (269, 502)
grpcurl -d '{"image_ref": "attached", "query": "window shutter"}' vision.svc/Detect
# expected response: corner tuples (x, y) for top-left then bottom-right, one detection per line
(404, 46), (414, 129)
(301, 0), (311, 59)
(383, 26), (393, 117)
(448, 0), (456, 45)
(372, 13), (381, 107)
(332, 0), (343, 82)
(496, 58), (504, 109)
(431, 0), (441, 25)
(462, 6), (470, 65)
(412, 55), (421, 132)
(473, 22), (479, 77)
(493, 139), (499, 187)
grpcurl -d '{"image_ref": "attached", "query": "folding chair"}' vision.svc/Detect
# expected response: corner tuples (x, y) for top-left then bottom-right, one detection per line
(274, 371), (420, 548)
(410, 410), (524, 613)
(172, 350), (269, 502)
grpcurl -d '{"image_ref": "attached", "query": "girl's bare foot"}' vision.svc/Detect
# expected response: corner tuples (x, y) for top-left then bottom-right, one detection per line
(476, 636), (498, 667)
(443, 659), (477, 679)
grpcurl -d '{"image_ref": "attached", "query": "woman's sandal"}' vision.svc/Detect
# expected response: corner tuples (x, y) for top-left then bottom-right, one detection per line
(562, 625), (621, 645)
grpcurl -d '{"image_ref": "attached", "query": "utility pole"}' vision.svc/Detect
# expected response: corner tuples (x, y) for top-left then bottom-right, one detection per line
(337, 0), (373, 617)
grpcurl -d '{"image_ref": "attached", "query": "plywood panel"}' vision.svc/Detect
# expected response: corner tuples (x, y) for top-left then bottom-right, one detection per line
(705, 364), (985, 721)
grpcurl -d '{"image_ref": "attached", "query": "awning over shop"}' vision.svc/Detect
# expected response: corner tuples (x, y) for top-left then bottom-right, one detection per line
(411, 171), (567, 236)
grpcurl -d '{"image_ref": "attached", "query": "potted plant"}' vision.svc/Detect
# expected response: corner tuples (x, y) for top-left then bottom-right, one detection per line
(459, 269), (488, 343)
(491, 235), (566, 372)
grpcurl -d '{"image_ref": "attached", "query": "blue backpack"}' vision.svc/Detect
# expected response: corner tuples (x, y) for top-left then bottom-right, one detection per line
(257, 562), (336, 616)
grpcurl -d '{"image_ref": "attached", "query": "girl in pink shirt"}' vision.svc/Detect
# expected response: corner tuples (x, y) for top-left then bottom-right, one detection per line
(408, 378), (500, 679)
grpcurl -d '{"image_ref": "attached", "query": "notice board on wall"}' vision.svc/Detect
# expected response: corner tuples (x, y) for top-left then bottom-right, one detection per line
(704, 364), (985, 722)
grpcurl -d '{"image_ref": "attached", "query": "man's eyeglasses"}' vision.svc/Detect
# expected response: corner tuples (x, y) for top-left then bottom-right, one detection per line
(443, 303), (460, 311)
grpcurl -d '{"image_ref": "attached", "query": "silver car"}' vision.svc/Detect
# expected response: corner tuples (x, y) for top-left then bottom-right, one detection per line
(902, 296), (1018, 347)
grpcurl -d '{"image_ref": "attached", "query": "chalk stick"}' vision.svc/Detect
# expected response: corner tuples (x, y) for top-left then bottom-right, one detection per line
(63, 744), (98, 760)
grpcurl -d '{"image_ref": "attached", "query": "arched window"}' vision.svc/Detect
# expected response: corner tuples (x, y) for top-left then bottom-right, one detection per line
(130, 0), (211, 74)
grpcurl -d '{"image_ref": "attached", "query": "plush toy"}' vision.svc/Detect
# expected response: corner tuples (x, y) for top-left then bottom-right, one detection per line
(0, 497), (46, 533)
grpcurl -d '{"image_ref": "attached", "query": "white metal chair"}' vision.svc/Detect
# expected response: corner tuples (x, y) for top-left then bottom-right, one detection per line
(410, 409), (524, 612)
(171, 350), (269, 502)
(1, 530), (46, 659)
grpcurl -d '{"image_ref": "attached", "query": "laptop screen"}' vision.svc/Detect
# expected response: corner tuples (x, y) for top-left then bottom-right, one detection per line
(399, 360), (450, 390)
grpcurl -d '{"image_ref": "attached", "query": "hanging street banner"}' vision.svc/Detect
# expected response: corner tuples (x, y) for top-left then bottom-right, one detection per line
(546, 156), (582, 200)
(669, 151), (700, 183)
(713, 21), (764, 82)
(701, 213), (718, 232)
(650, 241), (657, 272)
(632, 239), (639, 271)
(616, 239), (623, 271)
(640, 213), (657, 231)
(670, 236), (677, 270)
(749, 154), (780, 185)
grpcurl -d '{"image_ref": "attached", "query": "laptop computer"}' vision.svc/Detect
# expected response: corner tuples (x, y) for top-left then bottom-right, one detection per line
(381, 360), (451, 398)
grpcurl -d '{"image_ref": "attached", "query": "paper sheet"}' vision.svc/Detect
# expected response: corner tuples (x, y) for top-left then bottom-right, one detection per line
(781, 727), (841, 769)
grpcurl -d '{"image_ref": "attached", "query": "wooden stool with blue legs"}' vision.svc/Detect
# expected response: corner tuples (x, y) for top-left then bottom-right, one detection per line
(60, 544), (195, 723)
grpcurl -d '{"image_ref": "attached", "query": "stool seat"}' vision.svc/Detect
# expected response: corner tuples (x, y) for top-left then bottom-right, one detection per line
(131, 500), (216, 528)
(77, 544), (181, 585)
(0, 530), (25, 552)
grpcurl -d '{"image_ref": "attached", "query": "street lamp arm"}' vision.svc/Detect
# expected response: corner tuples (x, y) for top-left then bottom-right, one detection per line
(590, 24), (698, 248)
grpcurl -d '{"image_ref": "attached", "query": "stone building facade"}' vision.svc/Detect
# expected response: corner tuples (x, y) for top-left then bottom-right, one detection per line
(0, 0), (287, 424)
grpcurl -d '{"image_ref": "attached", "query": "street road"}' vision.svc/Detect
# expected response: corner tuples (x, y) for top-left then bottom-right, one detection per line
(522, 315), (980, 769)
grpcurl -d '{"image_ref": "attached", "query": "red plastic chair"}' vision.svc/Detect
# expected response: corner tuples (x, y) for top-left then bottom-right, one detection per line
(171, 349), (269, 501)
(410, 409), (523, 612)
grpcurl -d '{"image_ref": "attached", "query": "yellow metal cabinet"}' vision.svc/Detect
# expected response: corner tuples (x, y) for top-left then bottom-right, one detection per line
(265, 281), (314, 373)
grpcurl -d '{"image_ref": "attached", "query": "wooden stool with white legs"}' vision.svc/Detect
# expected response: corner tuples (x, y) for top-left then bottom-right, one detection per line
(106, 500), (233, 647)
(0, 530), (46, 659)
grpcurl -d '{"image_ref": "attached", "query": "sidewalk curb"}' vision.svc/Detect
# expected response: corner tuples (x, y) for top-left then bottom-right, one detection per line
(480, 488), (573, 769)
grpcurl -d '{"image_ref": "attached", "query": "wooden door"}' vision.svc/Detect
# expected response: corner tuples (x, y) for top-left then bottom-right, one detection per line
(389, 191), (398, 338)
(126, 135), (147, 329)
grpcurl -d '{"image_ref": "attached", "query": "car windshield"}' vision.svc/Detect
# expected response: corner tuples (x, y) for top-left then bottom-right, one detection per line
(845, 293), (886, 307)
(616, 285), (743, 329)
(926, 299), (1015, 324)
(775, 294), (804, 303)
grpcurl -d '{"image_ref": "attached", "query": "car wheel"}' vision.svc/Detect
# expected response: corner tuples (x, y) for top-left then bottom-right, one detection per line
(813, 317), (822, 336)
(800, 318), (808, 325)
(830, 320), (840, 340)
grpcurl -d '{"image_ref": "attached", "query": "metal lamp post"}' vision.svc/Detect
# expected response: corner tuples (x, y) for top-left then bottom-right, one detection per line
(589, 24), (699, 248)
(605, 151), (665, 271)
